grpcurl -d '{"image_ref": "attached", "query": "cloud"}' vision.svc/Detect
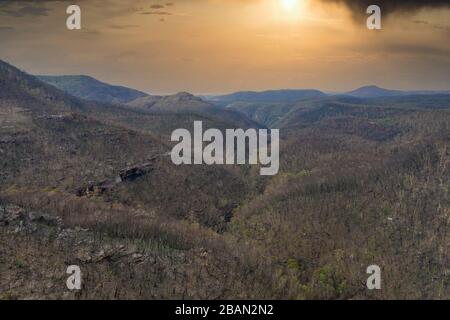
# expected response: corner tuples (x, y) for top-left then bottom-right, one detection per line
(383, 42), (450, 57)
(413, 19), (450, 33)
(318, 0), (450, 18)
(0, 4), (50, 17)
(141, 11), (172, 15)
(0, 0), (80, 17)
(141, 1), (174, 16)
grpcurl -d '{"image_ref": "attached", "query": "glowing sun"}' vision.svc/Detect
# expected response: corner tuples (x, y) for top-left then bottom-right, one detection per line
(276, 0), (307, 21)
(281, 0), (299, 11)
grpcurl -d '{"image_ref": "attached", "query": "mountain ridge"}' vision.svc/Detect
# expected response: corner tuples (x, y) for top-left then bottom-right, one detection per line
(35, 73), (450, 105)
(345, 85), (450, 98)
(37, 75), (149, 104)
(207, 89), (327, 105)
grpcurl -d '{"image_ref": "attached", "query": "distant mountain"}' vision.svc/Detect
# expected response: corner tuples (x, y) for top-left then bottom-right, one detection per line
(37, 75), (148, 104)
(0, 61), (89, 113)
(34, 74), (260, 130)
(0, 59), (167, 188)
(207, 89), (326, 105)
(127, 91), (263, 129)
(345, 86), (404, 98)
(0, 58), (249, 229)
(129, 92), (210, 112)
(345, 85), (450, 98)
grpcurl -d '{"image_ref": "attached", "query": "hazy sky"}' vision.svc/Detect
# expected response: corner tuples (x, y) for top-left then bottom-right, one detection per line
(1, 0), (450, 94)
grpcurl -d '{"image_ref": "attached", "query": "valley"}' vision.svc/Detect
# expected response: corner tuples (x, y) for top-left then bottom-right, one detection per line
(0, 59), (448, 299)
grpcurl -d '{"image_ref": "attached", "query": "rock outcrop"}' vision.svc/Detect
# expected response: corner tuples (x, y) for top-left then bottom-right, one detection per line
(77, 161), (154, 197)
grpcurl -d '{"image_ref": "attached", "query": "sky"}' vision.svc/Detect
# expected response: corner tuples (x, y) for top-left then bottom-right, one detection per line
(0, 0), (450, 94)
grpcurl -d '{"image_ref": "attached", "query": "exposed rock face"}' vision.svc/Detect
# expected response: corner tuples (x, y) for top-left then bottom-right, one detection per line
(117, 162), (153, 183)
(0, 135), (15, 144)
(0, 203), (224, 300)
(0, 206), (63, 242)
(77, 180), (114, 197)
(77, 162), (154, 197)
(0, 205), (62, 234)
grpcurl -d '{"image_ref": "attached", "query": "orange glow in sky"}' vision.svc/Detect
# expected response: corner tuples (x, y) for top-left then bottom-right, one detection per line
(0, 0), (449, 94)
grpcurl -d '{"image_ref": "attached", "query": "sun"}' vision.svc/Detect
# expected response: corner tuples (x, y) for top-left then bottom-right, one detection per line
(276, 0), (307, 21)
(281, 0), (299, 11)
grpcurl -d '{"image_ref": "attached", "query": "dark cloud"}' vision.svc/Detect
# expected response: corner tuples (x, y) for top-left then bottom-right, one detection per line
(141, 11), (172, 15)
(319, 0), (450, 18)
(0, 0), (85, 17)
(0, 0), (78, 17)
(0, 4), (50, 17)
(144, 2), (173, 16)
